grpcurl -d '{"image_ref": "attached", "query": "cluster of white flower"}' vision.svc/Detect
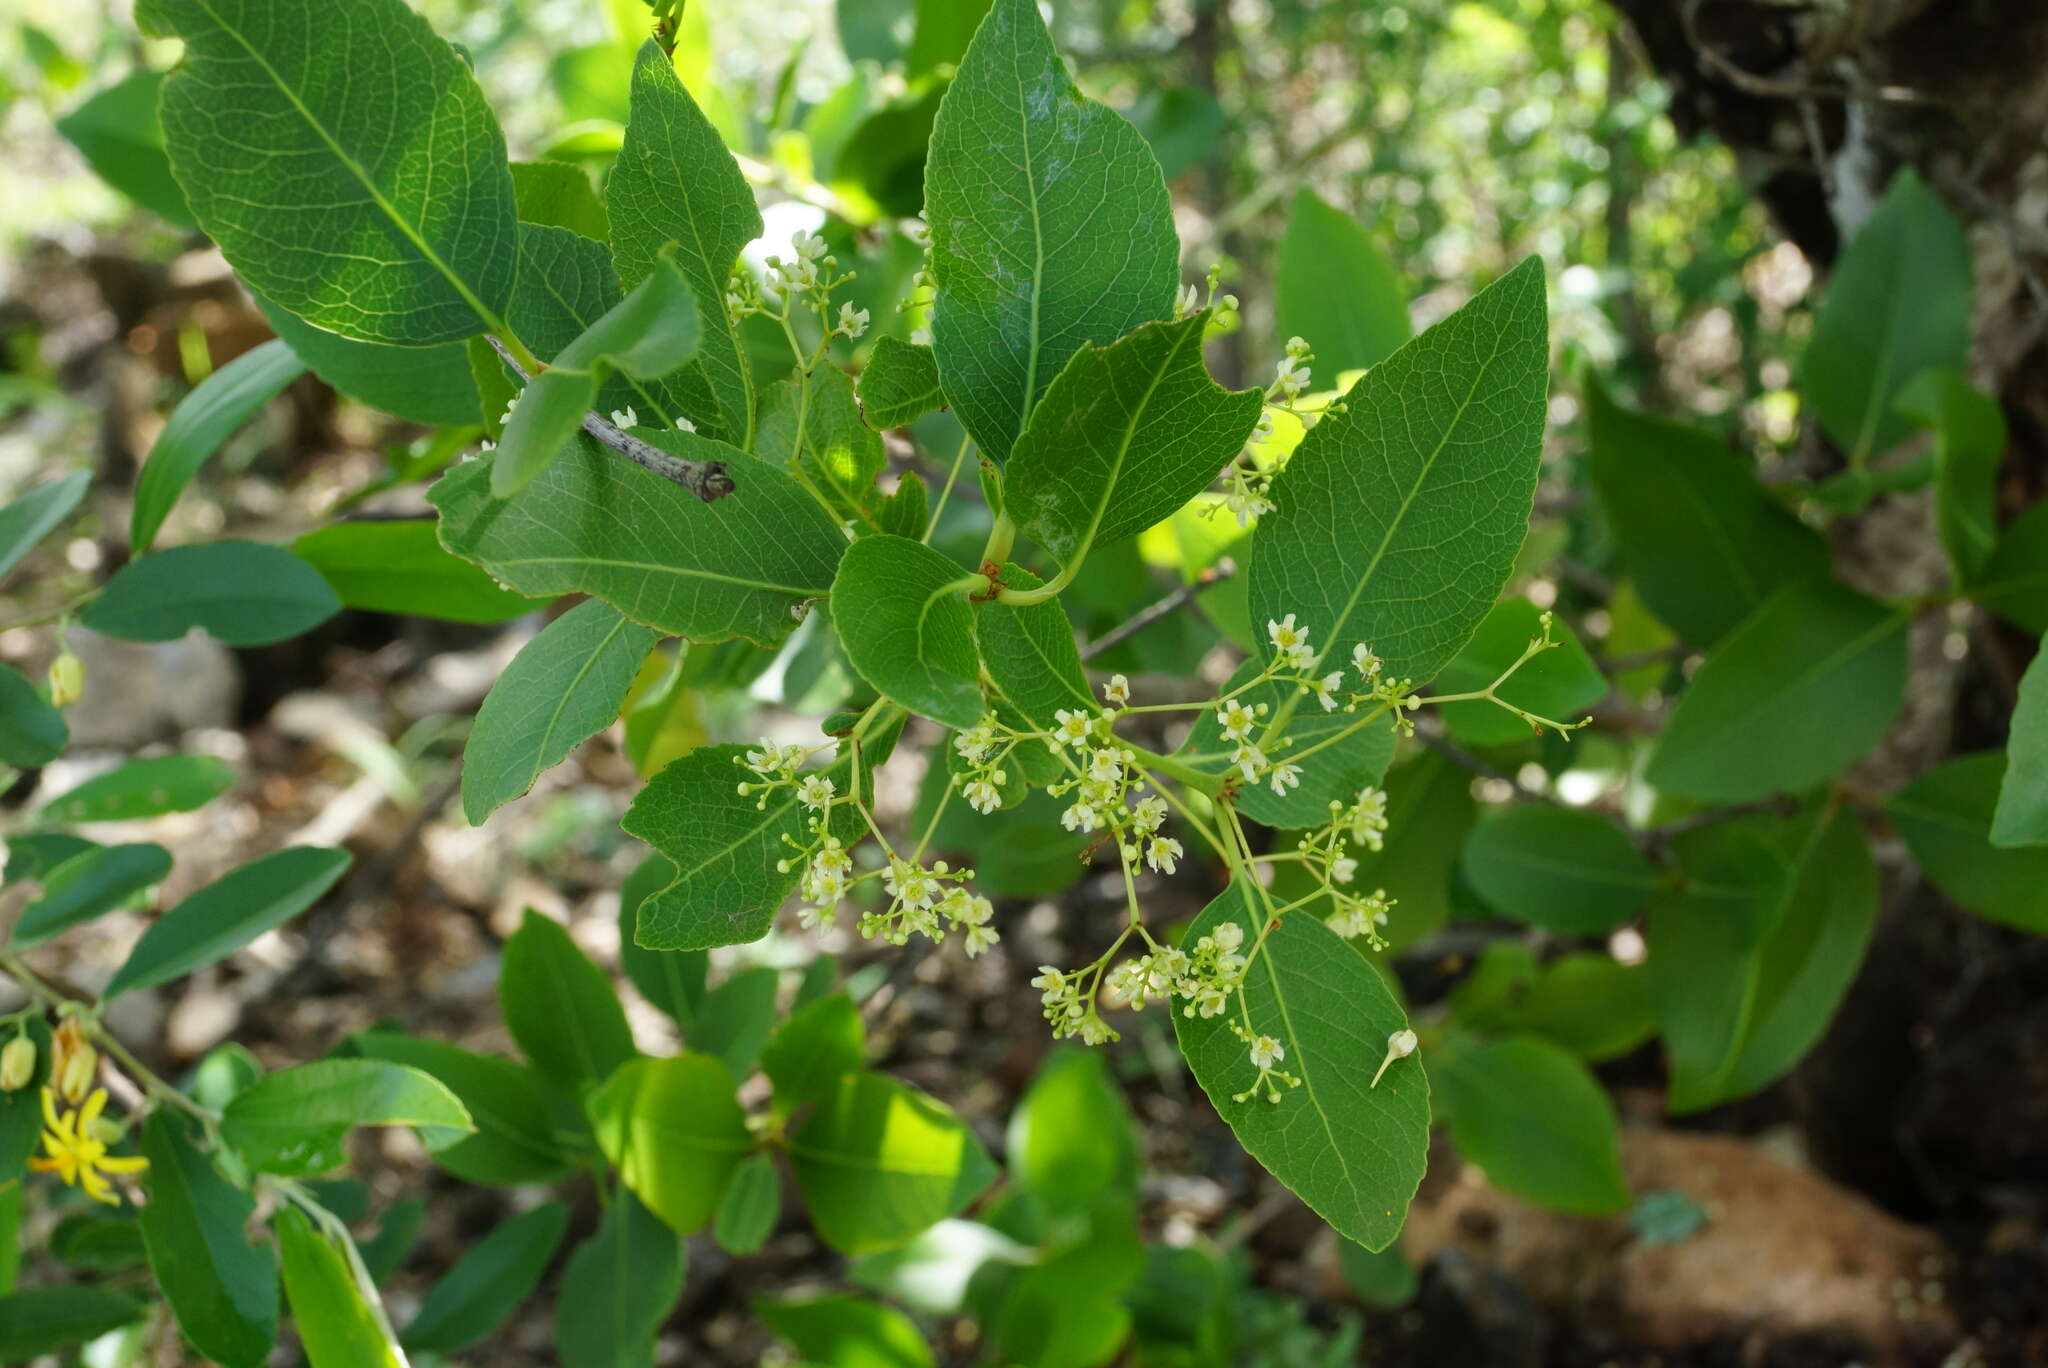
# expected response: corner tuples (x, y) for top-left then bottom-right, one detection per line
(766, 230), (831, 296)
(860, 857), (997, 955)
(1030, 964), (1117, 1045)
(735, 736), (825, 805)
(1106, 919), (1251, 1021)
(1270, 335), (1313, 402)
(952, 716), (1012, 815)
(1229, 1019), (1300, 1104)
(1325, 886), (1396, 946)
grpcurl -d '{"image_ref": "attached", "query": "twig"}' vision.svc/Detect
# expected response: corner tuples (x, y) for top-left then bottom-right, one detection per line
(1415, 727), (1557, 806)
(484, 336), (735, 503)
(1677, 0), (1941, 108)
(1640, 795), (1798, 853)
(1081, 560), (1235, 661)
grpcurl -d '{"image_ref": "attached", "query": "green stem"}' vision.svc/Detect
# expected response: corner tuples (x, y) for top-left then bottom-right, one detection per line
(924, 434), (972, 544)
(979, 511), (1017, 570)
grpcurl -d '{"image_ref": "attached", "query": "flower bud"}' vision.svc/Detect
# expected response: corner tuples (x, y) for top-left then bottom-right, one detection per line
(0, 1035), (35, 1091)
(48, 650), (84, 708)
(1387, 1028), (1419, 1059)
(52, 1019), (97, 1105)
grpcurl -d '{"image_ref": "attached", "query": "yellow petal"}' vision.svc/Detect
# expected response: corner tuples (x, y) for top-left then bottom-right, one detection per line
(96, 1155), (149, 1175)
(78, 1088), (108, 1128)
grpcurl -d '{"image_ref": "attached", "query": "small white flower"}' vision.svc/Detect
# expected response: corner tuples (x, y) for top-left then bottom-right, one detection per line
(1061, 802), (1102, 833)
(964, 778), (1002, 814)
(795, 774), (835, 810)
(955, 722), (1000, 764)
(1269, 762), (1302, 796)
(884, 860), (937, 910)
(1351, 642), (1382, 681)
(1210, 921), (1245, 953)
(1053, 709), (1094, 747)
(1267, 613), (1316, 669)
(1132, 796), (1167, 833)
(1103, 674), (1130, 707)
(610, 406), (638, 428)
(1315, 672), (1344, 711)
(1249, 1035), (1285, 1070)
(837, 301), (870, 338)
(1331, 856), (1357, 885)
(1087, 747), (1125, 784)
(1146, 835), (1183, 875)
(1217, 699), (1257, 741)
(909, 325), (932, 346)
(792, 230), (829, 262)
(1388, 1028), (1417, 1058)
(1231, 743), (1268, 783)
(1175, 281), (1202, 318)
(674, 415), (697, 433)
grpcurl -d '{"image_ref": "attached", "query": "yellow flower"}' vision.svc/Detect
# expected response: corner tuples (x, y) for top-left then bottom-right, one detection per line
(28, 1088), (148, 1205)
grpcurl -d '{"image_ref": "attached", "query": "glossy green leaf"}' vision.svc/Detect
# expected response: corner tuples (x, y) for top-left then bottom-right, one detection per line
(925, 0), (1179, 464)
(588, 1054), (754, 1234)
(47, 1213), (146, 1275)
(351, 1032), (578, 1185)
(1975, 501), (2048, 636)
(255, 291), (480, 427)
(42, 754), (234, 824)
(432, 435), (844, 647)
(608, 41), (761, 443)
(13, 843), (172, 949)
(1007, 1050), (1138, 1218)
(402, 1202), (568, 1354)
(1585, 378), (1832, 646)
(1173, 882), (1430, 1251)
(617, 853), (708, 1026)
(555, 1189), (684, 1368)
(762, 991), (866, 1109)
(859, 337), (947, 430)
(83, 541), (341, 647)
(275, 1207), (402, 1368)
(0, 663), (65, 768)
(877, 473), (928, 540)
(832, 534), (984, 728)
(462, 600), (655, 823)
(129, 341), (305, 553)
(1250, 257), (1547, 695)
(976, 563), (1094, 732)
(1993, 633), (2048, 847)
(1469, 951), (1657, 1063)
(0, 1285), (143, 1361)
(1274, 189), (1410, 376)
(1437, 1035), (1629, 1214)
(1648, 580), (1908, 802)
(139, 1114), (278, 1368)
(714, 1150), (782, 1255)
(790, 1070), (999, 1255)
(758, 365), (887, 526)
(511, 160), (609, 239)
(1896, 369), (2004, 586)
(1006, 312), (1262, 573)
(1889, 752), (2048, 932)
(1432, 599), (1606, 747)
(140, 0), (517, 344)
(1460, 805), (1656, 936)
(0, 472), (89, 584)
(223, 1059), (472, 1176)
(1801, 169), (1971, 461)
(294, 520), (542, 625)
(690, 966), (781, 1081)
(757, 1295), (936, 1368)
(499, 909), (638, 1092)
(105, 846), (350, 1001)
(55, 69), (195, 226)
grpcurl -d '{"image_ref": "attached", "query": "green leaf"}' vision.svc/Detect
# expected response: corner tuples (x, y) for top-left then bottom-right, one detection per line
(859, 337), (947, 430)
(758, 366), (887, 525)
(139, 1114), (278, 1368)
(140, 0), (518, 344)
(1647, 580), (1908, 802)
(617, 854), (708, 1027)
(1178, 663), (1399, 829)
(1432, 599), (1606, 747)
(350, 1033), (578, 1186)
(1801, 169), (1971, 461)
(0, 1285), (142, 1362)
(5, 834), (97, 884)
(608, 41), (761, 443)
(511, 160), (609, 240)
(976, 564), (1094, 732)
(462, 600), (656, 823)
(47, 1213), (146, 1274)
(1250, 258), (1548, 694)
(1460, 805), (1657, 936)
(431, 435), (843, 647)
(41, 754), (234, 823)
(690, 966), (781, 1081)
(401, 1202), (568, 1354)
(1006, 1050), (1137, 1218)
(1994, 636), (2048, 848)
(588, 1054), (755, 1234)
(1274, 189), (1410, 376)
(1172, 882), (1429, 1251)
(0, 472), (90, 585)
(255, 292), (480, 428)
(1477, 952), (1656, 1064)
(83, 541), (341, 647)
(1006, 313), (1262, 573)
(877, 473), (928, 540)
(1436, 1035), (1629, 1214)
(499, 909), (638, 1092)
(1585, 378), (1832, 646)
(831, 534), (984, 728)
(1339, 1238), (1419, 1310)
(274, 1208), (402, 1367)
(790, 1070), (998, 1255)
(129, 340), (306, 553)
(105, 846), (350, 1001)
(293, 520), (541, 625)
(762, 991), (867, 1110)
(621, 743), (869, 950)
(1896, 369), (2004, 586)
(714, 1150), (782, 1256)
(757, 1295), (936, 1368)
(1890, 752), (2048, 931)
(54, 70), (195, 226)
(555, 1189), (684, 1368)
(13, 843), (172, 949)
(1976, 501), (2048, 636)
(0, 662), (65, 768)
(224, 1060), (472, 1177)
(925, 0), (1179, 464)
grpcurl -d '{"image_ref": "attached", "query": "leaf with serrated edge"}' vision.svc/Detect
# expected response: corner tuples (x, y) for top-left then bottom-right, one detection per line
(859, 337), (947, 430)
(831, 535), (985, 729)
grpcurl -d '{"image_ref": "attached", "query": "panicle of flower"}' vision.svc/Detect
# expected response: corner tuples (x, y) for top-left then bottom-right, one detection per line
(859, 857), (992, 954)
(1325, 887), (1396, 948)
(1032, 965), (1117, 1045)
(1229, 1021), (1301, 1104)
(735, 736), (824, 805)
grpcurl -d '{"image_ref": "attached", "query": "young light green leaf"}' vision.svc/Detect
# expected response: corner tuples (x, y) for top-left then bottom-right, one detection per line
(139, 1114), (278, 1368)
(617, 853), (708, 1026)
(555, 1191), (685, 1368)
(831, 534), (984, 729)
(877, 472), (928, 540)
(714, 1150), (782, 1255)
(129, 340), (305, 552)
(294, 520), (543, 625)
(350, 1033), (580, 1186)
(1172, 883), (1430, 1252)
(1432, 599), (1606, 747)
(42, 754), (234, 824)
(758, 366), (887, 526)
(1460, 806), (1657, 936)
(689, 966), (781, 1081)
(976, 564), (1095, 732)
(105, 846), (350, 1001)
(0, 1285), (143, 1362)
(83, 541), (341, 647)
(1647, 580), (1908, 802)
(463, 600), (656, 823)
(226, 1059), (471, 1177)
(401, 1202), (568, 1354)
(925, 0), (1179, 464)
(13, 843), (172, 949)
(140, 0), (518, 344)
(859, 336), (947, 430)
(1274, 189), (1411, 376)
(1993, 635), (2048, 848)
(789, 1070), (999, 1255)
(0, 471), (90, 584)
(511, 160), (609, 240)
(1801, 169), (1971, 461)
(1007, 1050), (1138, 1219)
(608, 41), (761, 443)
(1436, 1035), (1630, 1215)
(1006, 313), (1262, 573)
(55, 70), (195, 227)
(757, 1295), (936, 1368)
(762, 991), (866, 1109)
(1585, 378), (1832, 646)
(1896, 369), (2004, 587)
(432, 436), (844, 647)
(254, 291), (480, 428)
(588, 1054), (755, 1234)
(499, 909), (638, 1092)
(1250, 257), (1548, 693)
(0, 662), (66, 768)
(1890, 752), (2048, 931)
(274, 1208), (402, 1368)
